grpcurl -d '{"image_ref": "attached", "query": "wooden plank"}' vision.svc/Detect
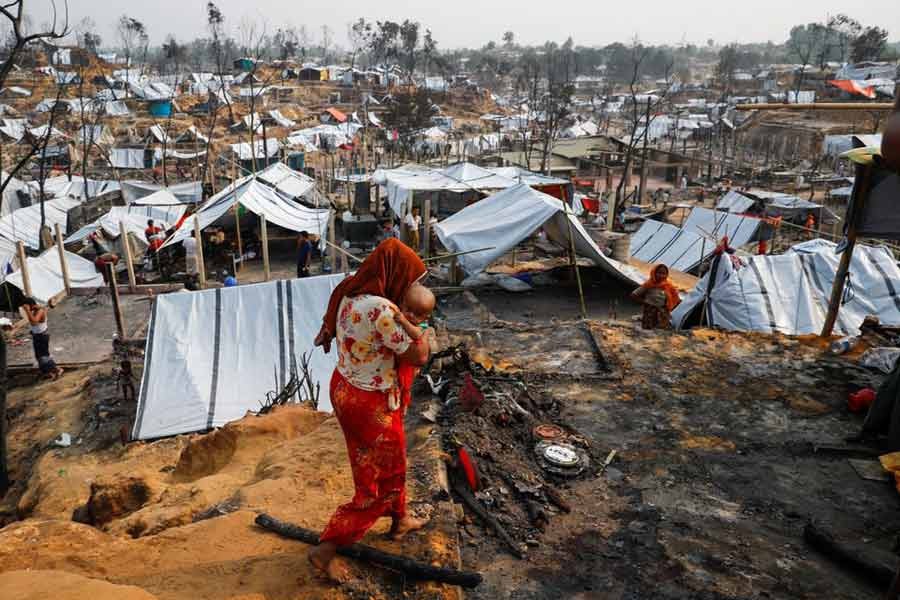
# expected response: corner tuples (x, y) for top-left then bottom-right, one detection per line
(119, 221), (137, 292)
(54, 223), (71, 295)
(15, 241), (31, 298)
(260, 213), (270, 281)
(194, 215), (207, 289)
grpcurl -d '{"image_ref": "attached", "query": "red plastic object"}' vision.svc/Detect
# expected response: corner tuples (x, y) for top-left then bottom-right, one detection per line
(848, 388), (876, 413)
(459, 373), (484, 412)
(457, 447), (479, 492)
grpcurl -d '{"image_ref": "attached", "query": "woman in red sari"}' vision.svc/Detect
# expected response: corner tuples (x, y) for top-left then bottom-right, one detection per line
(310, 239), (433, 582)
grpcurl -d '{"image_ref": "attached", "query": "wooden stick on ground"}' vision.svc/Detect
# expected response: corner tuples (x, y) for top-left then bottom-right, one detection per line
(451, 478), (524, 559)
(254, 513), (483, 588)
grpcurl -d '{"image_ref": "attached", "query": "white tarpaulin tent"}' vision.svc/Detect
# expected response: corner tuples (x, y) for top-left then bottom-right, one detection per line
(374, 162), (569, 216)
(0, 196), (79, 249)
(255, 162), (318, 203)
(132, 274), (347, 439)
(66, 205), (186, 244)
(110, 148), (146, 170)
(121, 181), (202, 204)
(434, 183), (642, 285)
(1, 170), (28, 215)
(671, 239), (900, 335)
(681, 207), (761, 248)
(161, 175), (330, 249)
(4, 249), (104, 300)
(27, 176), (118, 201)
(130, 189), (188, 208)
(629, 220), (714, 274)
(629, 208), (761, 274)
(716, 190), (756, 214)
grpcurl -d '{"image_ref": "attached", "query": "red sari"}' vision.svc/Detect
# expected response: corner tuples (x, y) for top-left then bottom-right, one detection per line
(319, 370), (408, 546)
(317, 239), (427, 546)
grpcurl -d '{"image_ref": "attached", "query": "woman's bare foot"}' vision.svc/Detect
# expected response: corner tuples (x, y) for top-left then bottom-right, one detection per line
(389, 515), (429, 540)
(308, 543), (353, 584)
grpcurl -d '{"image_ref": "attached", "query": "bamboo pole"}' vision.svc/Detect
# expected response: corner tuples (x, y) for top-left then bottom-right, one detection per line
(260, 214), (270, 282)
(561, 191), (587, 320)
(234, 205), (243, 273)
(821, 164), (872, 337)
(119, 221), (137, 292)
(194, 216), (206, 289)
(107, 262), (125, 340)
(423, 196), (431, 258)
(15, 242), (31, 298)
(735, 103), (894, 111)
(328, 211), (337, 273)
(54, 223), (71, 295)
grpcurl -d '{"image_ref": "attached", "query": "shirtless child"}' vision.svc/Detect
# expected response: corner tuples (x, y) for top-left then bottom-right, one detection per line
(394, 284), (436, 343)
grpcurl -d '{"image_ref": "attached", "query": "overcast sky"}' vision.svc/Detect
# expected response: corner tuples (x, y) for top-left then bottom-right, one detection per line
(41, 0), (900, 49)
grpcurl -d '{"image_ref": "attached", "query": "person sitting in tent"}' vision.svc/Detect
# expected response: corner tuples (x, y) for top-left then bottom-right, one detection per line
(631, 264), (681, 330)
(309, 239), (434, 582)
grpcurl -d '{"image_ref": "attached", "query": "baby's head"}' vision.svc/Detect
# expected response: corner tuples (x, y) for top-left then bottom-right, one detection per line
(401, 283), (435, 324)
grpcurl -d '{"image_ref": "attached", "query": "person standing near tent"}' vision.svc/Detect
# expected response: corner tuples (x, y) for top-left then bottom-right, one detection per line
(805, 212), (816, 239)
(310, 238), (434, 582)
(296, 231), (312, 278)
(22, 298), (63, 379)
(631, 264), (681, 330)
(404, 206), (422, 253)
(182, 231), (198, 276)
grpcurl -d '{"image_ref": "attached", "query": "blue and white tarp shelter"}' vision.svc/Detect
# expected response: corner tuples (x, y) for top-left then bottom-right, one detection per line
(671, 239), (900, 335)
(132, 274), (347, 439)
(629, 207), (762, 274)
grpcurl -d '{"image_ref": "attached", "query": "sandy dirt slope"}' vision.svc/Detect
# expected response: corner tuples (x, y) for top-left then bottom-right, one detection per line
(0, 401), (461, 600)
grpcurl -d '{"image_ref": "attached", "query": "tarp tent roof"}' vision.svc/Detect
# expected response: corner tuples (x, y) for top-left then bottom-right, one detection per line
(122, 181), (202, 204)
(161, 175), (330, 249)
(671, 239), (900, 336)
(374, 162), (569, 215)
(29, 176), (119, 201)
(133, 274), (347, 439)
(434, 183), (642, 285)
(629, 220), (715, 274)
(716, 190), (756, 214)
(0, 197), (79, 249)
(1, 170), (28, 215)
(256, 162), (317, 203)
(66, 204), (186, 244)
(130, 189), (188, 208)
(4, 249), (103, 300)
(630, 208), (761, 274)
(681, 207), (761, 248)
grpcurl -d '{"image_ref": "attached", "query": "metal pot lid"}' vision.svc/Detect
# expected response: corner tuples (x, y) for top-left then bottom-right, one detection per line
(533, 423), (565, 440)
(542, 444), (580, 467)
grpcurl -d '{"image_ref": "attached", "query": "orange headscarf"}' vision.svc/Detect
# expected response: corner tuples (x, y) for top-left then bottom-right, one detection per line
(320, 238), (426, 342)
(640, 264), (681, 312)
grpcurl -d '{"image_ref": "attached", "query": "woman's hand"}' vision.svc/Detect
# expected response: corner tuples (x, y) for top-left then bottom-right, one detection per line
(314, 324), (332, 354)
(398, 329), (432, 367)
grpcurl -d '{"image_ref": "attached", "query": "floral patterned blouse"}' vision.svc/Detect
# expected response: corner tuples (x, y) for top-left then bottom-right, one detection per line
(336, 294), (412, 392)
